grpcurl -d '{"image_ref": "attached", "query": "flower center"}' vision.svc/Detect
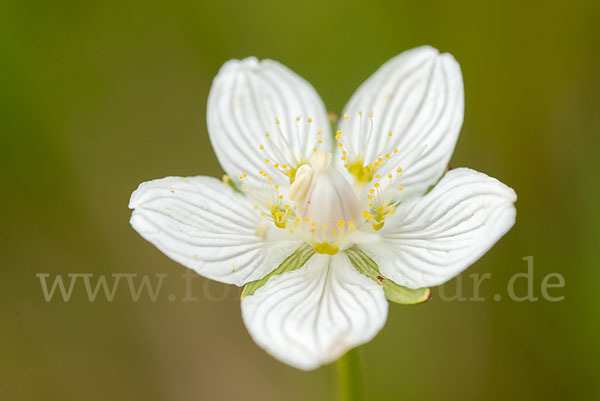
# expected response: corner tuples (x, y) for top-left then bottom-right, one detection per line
(289, 152), (359, 254)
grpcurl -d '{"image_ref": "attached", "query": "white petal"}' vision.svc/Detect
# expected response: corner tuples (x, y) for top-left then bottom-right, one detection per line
(241, 253), (388, 370)
(358, 168), (516, 288)
(207, 57), (331, 187)
(337, 46), (464, 198)
(129, 176), (301, 286)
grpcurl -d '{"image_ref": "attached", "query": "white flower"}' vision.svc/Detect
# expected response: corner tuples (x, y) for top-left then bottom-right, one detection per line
(129, 46), (517, 370)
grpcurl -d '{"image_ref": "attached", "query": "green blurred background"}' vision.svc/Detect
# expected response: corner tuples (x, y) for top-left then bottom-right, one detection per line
(2, 0), (599, 400)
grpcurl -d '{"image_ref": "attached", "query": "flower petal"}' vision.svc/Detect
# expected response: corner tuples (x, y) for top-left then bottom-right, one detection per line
(336, 46), (464, 198)
(207, 57), (331, 187)
(129, 176), (301, 286)
(358, 168), (516, 288)
(241, 253), (388, 370)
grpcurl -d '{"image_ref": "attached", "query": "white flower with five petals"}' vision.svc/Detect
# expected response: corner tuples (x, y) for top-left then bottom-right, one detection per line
(129, 46), (516, 370)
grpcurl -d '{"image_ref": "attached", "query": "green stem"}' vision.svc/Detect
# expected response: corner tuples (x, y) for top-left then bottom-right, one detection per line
(336, 347), (365, 401)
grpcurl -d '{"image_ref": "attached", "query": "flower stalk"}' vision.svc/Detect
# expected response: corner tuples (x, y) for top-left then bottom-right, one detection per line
(337, 347), (366, 401)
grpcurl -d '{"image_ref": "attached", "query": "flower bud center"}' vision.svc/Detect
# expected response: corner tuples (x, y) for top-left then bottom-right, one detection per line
(288, 152), (359, 253)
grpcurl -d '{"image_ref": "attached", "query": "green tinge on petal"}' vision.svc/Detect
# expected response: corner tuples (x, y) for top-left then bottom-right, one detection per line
(345, 246), (431, 305)
(241, 243), (315, 299)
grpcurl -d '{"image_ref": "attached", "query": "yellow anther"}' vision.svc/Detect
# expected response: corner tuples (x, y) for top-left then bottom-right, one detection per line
(396, 168), (403, 173)
(344, 114), (349, 120)
(308, 118), (312, 123)
(337, 220), (345, 227)
(375, 174), (381, 179)
(388, 132), (392, 137)
(374, 183), (380, 188)
(259, 145), (264, 150)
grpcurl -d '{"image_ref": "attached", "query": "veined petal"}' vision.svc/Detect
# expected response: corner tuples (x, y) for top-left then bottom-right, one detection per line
(241, 253), (387, 370)
(207, 57), (332, 188)
(336, 46), (464, 199)
(129, 176), (301, 286)
(358, 168), (516, 288)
